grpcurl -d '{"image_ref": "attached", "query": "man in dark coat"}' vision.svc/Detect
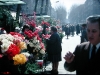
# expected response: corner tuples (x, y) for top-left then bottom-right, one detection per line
(80, 23), (88, 43)
(76, 24), (80, 35)
(64, 15), (100, 75)
(46, 26), (62, 74)
(65, 25), (70, 39)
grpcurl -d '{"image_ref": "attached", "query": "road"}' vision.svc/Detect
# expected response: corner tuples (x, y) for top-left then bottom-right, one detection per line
(45, 32), (81, 74)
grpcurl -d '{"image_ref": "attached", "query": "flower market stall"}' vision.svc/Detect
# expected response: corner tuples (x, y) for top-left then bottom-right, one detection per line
(0, 1), (64, 74)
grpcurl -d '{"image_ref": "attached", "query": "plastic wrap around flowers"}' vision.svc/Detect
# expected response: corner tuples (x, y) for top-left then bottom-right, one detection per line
(0, 32), (28, 65)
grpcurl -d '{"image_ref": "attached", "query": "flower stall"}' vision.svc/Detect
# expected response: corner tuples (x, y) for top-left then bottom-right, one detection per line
(0, 31), (46, 74)
(0, 4), (64, 73)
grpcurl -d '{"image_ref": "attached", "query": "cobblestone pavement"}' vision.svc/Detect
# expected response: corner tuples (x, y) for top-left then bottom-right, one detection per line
(44, 32), (81, 74)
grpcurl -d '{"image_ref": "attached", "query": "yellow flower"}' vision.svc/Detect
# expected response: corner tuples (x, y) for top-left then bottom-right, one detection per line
(17, 42), (27, 51)
(13, 54), (27, 65)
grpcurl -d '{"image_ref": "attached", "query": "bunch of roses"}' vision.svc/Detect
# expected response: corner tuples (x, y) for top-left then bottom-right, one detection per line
(13, 52), (31, 65)
(28, 36), (45, 55)
(24, 30), (45, 55)
(0, 34), (14, 53)
(0, 32), (28, 65)
(26, 19), (36, 28)
(9, 32), (27, 51)
(41, 21), (50, 26)
(42, 34), (51, 39)
(24, 30), (41, 42)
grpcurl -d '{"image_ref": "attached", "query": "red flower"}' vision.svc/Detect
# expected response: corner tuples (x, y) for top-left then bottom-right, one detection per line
(42, 34), (51, 39)
(37, 62), (43, 68)
(26, 20), (36, 28)
(1, 72), (10, 74)
(37, 35), (42, 42)
(41, 21), (50, 26)
(6, 44), (20, 60)
(24, 30), (33, 39)
(10, 32), (25, 40)
(40, 42), (44, 49)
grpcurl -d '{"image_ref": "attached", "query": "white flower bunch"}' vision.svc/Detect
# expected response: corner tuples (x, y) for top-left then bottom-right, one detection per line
(1, 39), (13, 53)
(0, 34), (15, 53)
(29, 37), (40, 48)
(0, 34), (14, 42)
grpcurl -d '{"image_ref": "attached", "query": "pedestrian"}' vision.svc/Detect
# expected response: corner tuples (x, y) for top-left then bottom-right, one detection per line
(65, 25), (70, 39)
(76, 24), (80, 35)
(46, 26), (62, 74)
(80, 23), (88, 43)
(64, 15), (100, 75)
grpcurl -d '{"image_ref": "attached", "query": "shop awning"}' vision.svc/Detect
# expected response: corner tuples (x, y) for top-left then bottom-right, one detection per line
(0, 0), (26, 5)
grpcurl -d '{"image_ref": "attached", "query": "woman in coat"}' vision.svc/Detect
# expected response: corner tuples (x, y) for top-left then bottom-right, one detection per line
(46, 26), (62, 74)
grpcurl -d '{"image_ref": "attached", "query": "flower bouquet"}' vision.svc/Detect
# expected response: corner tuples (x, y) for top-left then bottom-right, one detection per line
(0, 32), (28, 74)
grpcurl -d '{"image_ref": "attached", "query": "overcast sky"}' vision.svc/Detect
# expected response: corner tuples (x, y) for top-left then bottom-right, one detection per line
(50, 0), (86, 11)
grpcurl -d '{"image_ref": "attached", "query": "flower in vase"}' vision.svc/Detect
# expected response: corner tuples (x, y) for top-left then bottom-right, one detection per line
(13, 54), (27, 65)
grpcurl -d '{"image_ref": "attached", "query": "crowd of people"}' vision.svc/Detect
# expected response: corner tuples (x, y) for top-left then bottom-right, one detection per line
(62, 23), (88, 43)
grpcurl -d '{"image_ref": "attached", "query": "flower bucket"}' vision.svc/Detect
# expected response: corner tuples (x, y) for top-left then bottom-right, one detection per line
(35, 60), (43, 68)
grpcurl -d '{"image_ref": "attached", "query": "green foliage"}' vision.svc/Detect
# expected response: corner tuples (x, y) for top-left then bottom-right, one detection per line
(47, 18), (57, 26)
(36, 17), (57, 26)
(0, 7), (14, 27)
(36, 17), (44, 25)
(13, 20), (19, 27)
(18, 60), (40, 74)
(58, 32), (64, 39)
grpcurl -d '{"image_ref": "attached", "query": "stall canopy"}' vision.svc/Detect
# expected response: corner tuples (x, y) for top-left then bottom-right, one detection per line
(0, 0), (26, 5)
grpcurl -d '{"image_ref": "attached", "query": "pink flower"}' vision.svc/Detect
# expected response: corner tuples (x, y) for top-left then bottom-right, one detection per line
(0, 54), (3, 58)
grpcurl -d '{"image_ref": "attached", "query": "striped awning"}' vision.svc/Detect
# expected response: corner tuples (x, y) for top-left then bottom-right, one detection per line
(0, 0), (26, 5)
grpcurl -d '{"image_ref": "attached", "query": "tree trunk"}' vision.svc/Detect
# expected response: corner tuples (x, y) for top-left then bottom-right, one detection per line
(16, 4), (21, 23)
(45, 0), (49, 15)
(34, 0), (38, 12)
(40, 0), (44, 15)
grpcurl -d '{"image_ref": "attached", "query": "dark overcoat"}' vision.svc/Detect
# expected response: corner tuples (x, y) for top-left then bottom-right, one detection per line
(64, 42), (100, 75)
(46, 32), (62, 55)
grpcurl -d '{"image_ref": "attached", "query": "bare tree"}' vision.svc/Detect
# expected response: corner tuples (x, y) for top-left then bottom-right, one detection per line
(55, 6), (67, 24)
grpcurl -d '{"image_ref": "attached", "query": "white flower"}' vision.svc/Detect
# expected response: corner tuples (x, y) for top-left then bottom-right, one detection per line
(32, 39), (37, 43)
(7, 34), (14, 41)
(1, 39), (13, 53)
(21, 52), (30, 58)
(40, 49), (45, 54)
(34, 36), (37, 40)
(0, 34), (14, 42)
(35, 45), (41, 49)
(1, 44), (10, 53)
(29, 42), (34, 47)
(3, 30), (6, 34)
